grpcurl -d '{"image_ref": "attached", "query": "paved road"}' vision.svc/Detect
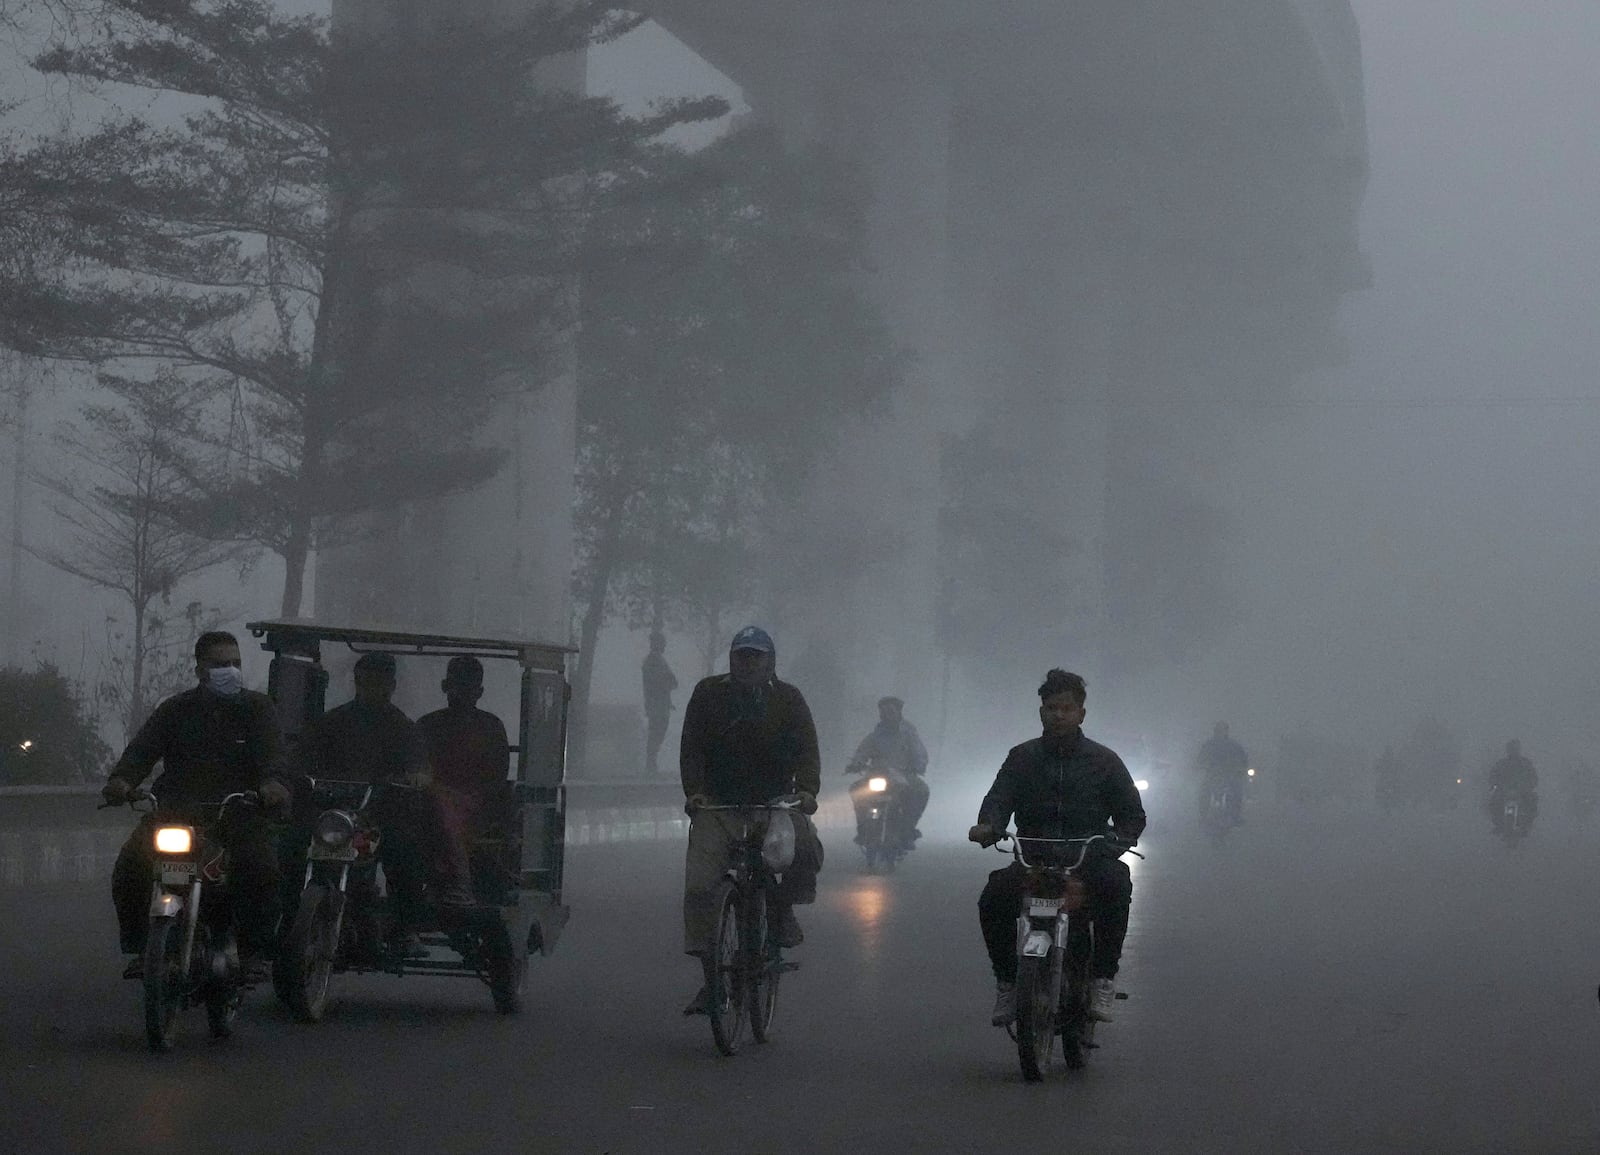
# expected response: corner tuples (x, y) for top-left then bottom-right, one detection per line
(3, 798), (1598, 1154)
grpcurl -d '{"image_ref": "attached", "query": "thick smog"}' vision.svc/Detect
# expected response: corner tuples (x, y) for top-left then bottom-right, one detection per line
(2, 1), (1597, 1151)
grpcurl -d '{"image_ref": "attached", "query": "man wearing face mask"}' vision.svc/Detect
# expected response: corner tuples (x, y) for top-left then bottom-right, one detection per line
(968, 669), (1145, 1028)
(103, 631), (293, 980)
(679, 626), (823, 1016)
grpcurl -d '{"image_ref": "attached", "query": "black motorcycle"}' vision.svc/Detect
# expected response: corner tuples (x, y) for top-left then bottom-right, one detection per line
(1490, 786), (1536, 844)
(105, 789), (261, 1052)
(275, 779), (523, 1020)
(846, 766), (911, 872)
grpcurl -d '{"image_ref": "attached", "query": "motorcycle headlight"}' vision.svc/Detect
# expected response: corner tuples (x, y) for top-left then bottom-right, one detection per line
(315, 811), (355, 847)
(1134, 779), (1150, 792)
(867, 777), (888, 793)
(154, 826), (193, 855)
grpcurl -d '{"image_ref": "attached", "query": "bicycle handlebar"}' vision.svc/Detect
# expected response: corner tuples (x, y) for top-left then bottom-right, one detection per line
(991, 831), (1144, 869)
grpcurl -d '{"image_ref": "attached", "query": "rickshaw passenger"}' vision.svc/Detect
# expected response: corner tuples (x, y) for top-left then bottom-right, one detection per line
(418, 656), (512, 881)
(299, 653), (476, 928)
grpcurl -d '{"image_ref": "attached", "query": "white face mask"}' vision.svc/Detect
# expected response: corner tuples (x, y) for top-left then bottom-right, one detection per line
(205, 666), (244, 698)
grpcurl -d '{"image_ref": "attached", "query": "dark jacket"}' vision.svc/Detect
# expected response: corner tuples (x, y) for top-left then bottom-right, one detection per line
(978, 728), (1146, 843)
(680, 674), (821, 805)
(299, 700), (428, 784)
(417, 706), (509, 799)
(1489, 755), (1538, 795)
(642, 653), (678, 718)
(1198, 735), (1249, 777)
(109, 686), (287, 805)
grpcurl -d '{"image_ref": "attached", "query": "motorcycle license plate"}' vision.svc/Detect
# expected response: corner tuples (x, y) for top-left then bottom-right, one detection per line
(159, 860), (196, 884)
(309, 846), (357, 862)
(1028, 897), (1063, 917)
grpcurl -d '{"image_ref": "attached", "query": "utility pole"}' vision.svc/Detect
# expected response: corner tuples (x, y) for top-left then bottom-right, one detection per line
(4, 371), (29, 667)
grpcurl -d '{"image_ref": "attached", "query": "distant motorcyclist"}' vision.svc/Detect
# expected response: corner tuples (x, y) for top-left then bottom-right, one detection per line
(1197, 721), (1249, 825)
(679, 626), (823, 1016)
(102, 630), (293, 981)
(846, 696), (931, 846)
(1486, 739), (1538, 833)
(968, 669), (1146, 1027)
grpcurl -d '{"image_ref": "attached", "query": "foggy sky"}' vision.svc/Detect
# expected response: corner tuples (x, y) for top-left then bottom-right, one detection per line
(6, 3), (1599, 778)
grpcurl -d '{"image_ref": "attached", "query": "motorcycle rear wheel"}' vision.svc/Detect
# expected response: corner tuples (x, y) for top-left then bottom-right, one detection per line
(747, 891), (780, 1043)
(1014, 954), (1056, 1082)
(484, 919), (527, 1014)
(708, 885), (747, 1056)
(143, 916), (184, 1053)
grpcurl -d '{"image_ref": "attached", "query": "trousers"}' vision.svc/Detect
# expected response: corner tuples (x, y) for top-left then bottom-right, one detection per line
(978, 857), (1132, 984)
(682, 809), (822, 955)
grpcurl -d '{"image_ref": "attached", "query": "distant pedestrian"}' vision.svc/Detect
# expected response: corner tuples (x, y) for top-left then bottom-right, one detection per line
(642, 631), (678, 776)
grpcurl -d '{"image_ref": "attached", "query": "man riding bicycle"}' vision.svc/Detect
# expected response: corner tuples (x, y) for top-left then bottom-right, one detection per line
(680, 626), (823, 1015)
(968, 669), (1145, 1027)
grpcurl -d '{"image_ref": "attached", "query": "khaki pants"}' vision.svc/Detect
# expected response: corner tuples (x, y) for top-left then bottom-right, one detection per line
(682, 809), (822, 955)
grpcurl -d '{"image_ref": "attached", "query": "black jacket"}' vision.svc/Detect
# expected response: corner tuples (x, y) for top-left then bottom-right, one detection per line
(680, 675), (821, 806)
(109, 686), (287, 805)
(299, 700), (428, 785)
(978, 728), (1146, 843)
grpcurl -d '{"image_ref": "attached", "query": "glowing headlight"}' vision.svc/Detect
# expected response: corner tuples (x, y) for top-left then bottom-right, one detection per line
(315, 811), (355, 846)
(867, 777), (888, 793)
(154, 827), (193, 855)
(1247, 768), (1256, 778)
(1134, 779), (1149, 792)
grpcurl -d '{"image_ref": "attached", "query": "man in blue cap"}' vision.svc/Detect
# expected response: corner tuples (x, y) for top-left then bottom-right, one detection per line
(679, 625), (823, 1016)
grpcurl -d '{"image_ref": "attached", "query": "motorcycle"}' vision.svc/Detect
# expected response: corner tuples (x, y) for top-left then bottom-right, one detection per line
(846, 765), (910, 872)
(992, 831), (1139, 1082)
(105, 788), (260, 1053)
(274, 778), (524, 1021)
(1200, 776), (1237, 842)
(1490, 787), (1536, 843)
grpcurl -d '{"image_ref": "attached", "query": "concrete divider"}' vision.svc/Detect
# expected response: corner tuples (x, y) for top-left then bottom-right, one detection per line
(0, 782), (855, 887)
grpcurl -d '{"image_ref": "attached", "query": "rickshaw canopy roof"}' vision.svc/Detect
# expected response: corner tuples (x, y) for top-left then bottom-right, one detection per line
(246, 619), (574, 673)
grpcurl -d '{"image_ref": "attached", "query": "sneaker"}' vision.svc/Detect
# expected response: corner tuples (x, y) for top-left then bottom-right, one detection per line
(240, 954), (271, 985)
(122, 955), (144, 980)
(438, 886), (477, 909)
(1090, 978), (1117, 1022)
(771, 906), (804, 949)
(991, 981), (1017, 1026)
(682, 985), (711, 1016)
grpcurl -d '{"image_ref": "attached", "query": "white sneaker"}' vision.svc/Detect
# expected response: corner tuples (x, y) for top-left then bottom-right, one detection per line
(1089, 978), (1116, 1022)
(991, 982), (1017, 1027)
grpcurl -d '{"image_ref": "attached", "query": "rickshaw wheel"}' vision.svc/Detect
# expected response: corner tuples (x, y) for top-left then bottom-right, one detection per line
(485, 921), (526, 1014)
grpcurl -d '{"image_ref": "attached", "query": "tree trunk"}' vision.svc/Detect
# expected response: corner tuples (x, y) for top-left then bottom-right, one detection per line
(128, 596), (147, 738)
(567, 478), (630, 776)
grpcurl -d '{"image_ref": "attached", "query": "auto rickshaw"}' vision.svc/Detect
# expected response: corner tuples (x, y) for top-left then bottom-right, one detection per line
(246, 619), (572, 1017)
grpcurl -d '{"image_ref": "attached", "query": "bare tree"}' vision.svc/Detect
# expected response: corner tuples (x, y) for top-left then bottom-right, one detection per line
(32, 375), (241, 733)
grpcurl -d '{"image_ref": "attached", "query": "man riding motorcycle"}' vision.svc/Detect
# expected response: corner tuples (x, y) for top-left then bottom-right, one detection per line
(297, 652), (475, 944)
(1486, 739), (1539, 834)
(103, 630), (293, 981)
(679, 626), (823, 1015)
(969, 668), (1145, 1027)
(846, 696), (931, 847)
(1196, 721), (1249, 826)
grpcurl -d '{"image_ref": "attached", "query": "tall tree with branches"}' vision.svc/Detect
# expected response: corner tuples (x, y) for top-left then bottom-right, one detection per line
(1, 0), (723, 615)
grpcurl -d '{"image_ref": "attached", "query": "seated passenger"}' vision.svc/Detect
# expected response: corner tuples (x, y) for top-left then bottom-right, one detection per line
(299, 652), (475, 931)
(418, 657), (512, 884)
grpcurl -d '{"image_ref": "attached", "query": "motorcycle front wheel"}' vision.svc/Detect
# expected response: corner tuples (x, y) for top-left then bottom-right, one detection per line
(279, 883), (340, 1023)
(143, 916), (185, 1053)
(708, 884), (748, 1056)
(1014, 953), (1056, 1082)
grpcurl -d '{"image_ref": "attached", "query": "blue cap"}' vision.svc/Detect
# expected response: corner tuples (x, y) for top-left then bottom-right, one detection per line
(730, 625), (775, 654)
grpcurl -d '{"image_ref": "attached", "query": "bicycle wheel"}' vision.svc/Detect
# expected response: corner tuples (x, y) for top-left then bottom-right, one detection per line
(1014, 953), (1056, 1082)
(143, 916), (185, 1054)
(748, 890), (780, 1043)
(707, 884), (747, 1055)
